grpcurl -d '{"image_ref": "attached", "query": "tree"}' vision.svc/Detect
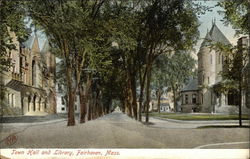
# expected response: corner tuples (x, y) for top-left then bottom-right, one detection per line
(217, 0), (249, 126)
(217, 0), (249, 35)
(212, 42), (248, 126)
(27, 0), (107, 126)
(140, 0), (200, 122)
(153, 52), (196, 112)
(151, 65), (166, 113)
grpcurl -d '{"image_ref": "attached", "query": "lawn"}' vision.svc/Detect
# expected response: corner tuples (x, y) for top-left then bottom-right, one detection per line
(148, 112), (250, 120)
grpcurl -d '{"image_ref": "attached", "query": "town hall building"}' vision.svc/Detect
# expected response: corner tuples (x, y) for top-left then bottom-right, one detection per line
(0, 31), (56, 116)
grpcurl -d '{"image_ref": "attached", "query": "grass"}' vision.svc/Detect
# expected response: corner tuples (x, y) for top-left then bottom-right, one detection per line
(148, 112), (250, 120)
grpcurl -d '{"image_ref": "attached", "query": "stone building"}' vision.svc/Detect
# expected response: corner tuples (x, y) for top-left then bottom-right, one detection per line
(0, 31), (56, 116)
(197, 22), (249, 114)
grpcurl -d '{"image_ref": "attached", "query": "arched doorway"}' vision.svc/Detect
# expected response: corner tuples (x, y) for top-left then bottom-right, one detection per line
(33, 94), (36, 111)
(28, 95), (31, 112)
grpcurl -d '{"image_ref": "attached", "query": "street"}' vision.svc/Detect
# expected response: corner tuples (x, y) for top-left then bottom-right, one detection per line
(0, 111), (249, 148)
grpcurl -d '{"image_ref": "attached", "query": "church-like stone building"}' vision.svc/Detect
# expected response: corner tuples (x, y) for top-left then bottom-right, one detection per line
(0, 31), (56, 116)
(181, 22), (249, 114)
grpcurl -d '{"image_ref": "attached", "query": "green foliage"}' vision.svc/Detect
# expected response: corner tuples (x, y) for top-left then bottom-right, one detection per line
(217, 0), (249, 35)
(153, 52), (197, 91)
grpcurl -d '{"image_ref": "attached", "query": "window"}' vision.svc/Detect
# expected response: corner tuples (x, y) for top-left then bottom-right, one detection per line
(218, 53), (221, 64)
(58, 84), (62, 92)
(61, 107), (65, 111)
(210, 54), (213, 64)
(20, 56), (23, 68)
(12, 94), (15, 107)
(192, 94), (197, 104)
(75, 105), (77, 110)
(201, 94), (203, 104)
(185, 94), (188, 104)
(182, 95), (185, 104)
(228, 90), (240, 105)
(12, 65), (15, 72)
(61, 97), (65, 105)
(32, 60), (36, 86)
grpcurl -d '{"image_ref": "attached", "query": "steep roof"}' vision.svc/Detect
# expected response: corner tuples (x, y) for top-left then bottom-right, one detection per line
(201, 23), (231, 47)
(182, 78), (198, 92)
(22, 35), (35, 49)
(22, 34), (40, 52)
(41, 40), (50, 53)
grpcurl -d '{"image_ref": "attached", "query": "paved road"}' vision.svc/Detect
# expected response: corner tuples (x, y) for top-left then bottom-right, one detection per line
(0, 112), (249, 148)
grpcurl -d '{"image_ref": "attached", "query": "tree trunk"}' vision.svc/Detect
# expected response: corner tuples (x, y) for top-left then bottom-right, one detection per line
(138, 88), (144, 121)
(145, 63), (152, 123)
(138, 67), (147, 122)
(239, 77), (242, 127)
(130, 69), (138, 120)
(157, 89), (162, 113)
(87, 76), (92, 121)
(66, 65), (75, 126)
(79, 84), (86, 123)
(126, 82), (133, 117)
(172, 85), (177, 112)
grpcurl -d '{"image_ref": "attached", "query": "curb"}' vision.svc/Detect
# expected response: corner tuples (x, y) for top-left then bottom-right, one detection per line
(151, 116), (250, 124)
(1, 119), (67, 126)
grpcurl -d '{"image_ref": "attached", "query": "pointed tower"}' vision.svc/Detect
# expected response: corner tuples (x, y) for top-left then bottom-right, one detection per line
(41, 39), (57, 114)
(197, 21), (231, 113)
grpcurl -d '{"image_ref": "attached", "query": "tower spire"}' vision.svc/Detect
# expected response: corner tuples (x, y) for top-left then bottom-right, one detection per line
(212, 18), (216, 25)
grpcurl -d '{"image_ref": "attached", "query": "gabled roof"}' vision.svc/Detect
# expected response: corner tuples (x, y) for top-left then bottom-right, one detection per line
(41, 40), (50, 53)
(22, 34), (40, 52)
(182, 78), (198, 92)
(22, 35), (35, 49)
(201, 23), (231, 47)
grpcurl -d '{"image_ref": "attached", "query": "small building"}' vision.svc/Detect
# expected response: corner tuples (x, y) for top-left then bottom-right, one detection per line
(55, 61), (80, 114)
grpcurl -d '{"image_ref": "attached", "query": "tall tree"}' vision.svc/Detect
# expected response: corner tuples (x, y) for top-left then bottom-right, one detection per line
(153, 52), (196, 112)
(140, 0), (200, 122)
(212, 42), (248, 126)
(27, 0), (106, 126)
(151, 66), (165, 113)
(217, 0), (249, 126)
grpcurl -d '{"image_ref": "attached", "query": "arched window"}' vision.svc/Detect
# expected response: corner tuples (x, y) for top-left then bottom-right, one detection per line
(210, 54), (213, 64)
(32, 60), (36, 86)
(12, 94), (15, 107)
